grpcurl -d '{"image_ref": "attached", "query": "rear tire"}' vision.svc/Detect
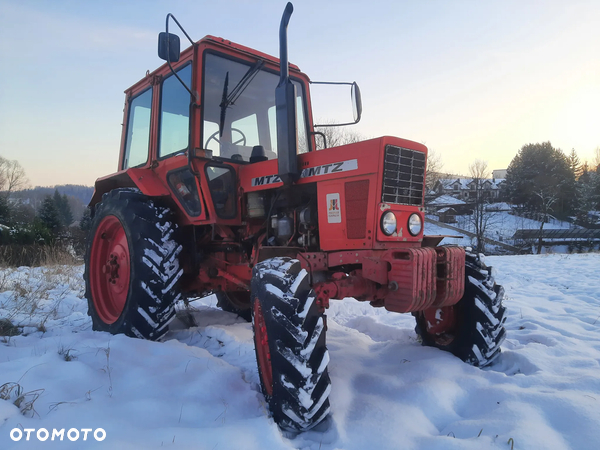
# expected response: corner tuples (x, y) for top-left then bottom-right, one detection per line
(216, 291), (252, 322)
(251, 257), (331, 431)
(85, 189), (183, 340)
(414, 252), (507, 366)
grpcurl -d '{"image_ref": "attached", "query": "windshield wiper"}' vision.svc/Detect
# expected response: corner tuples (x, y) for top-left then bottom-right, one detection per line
(218, 59), (265, 137)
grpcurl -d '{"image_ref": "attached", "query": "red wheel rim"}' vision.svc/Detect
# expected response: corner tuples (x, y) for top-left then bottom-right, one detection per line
(89, 215), (131, 324)
(423, 305), (457, 346)
(253, 298), (273, 396)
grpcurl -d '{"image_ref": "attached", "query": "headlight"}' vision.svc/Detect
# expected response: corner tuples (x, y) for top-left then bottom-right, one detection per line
(381, 211), (397, 236)
(408, 213), (422, 236)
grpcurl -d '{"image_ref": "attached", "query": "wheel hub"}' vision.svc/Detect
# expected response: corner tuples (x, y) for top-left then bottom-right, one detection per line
(89, 216), (131, 324)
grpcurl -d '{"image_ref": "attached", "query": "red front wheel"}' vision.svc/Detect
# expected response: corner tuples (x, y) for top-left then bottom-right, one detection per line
(251, 257), (331, 432)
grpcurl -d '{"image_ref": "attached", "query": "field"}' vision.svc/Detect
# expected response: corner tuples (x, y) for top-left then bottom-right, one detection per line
(1, 253), (600, 449)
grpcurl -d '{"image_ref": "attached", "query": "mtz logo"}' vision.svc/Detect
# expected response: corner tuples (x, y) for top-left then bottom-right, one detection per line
(251, 174), (281, 186)
(250, 159), (358, 187)
(300, 159), (358, 178)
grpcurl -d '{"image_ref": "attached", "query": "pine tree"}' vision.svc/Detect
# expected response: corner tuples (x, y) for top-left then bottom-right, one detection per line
(61, 193), (74, 226)
(39, 195), (62, 233)
(79, 207), (92, 231)
(0, 195), (10, 225)
(52, 190), (74, 227)
(568, 148), (582, 179)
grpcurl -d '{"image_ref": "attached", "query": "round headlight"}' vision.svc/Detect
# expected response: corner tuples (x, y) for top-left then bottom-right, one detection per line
(381, 211), (397, 236)
(408, 213), (422, 236)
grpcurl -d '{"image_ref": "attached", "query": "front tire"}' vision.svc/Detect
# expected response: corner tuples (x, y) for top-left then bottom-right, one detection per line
(85, 189), (183, 340)
(251, 257), (331, 431)
(414, 252), (507, 366)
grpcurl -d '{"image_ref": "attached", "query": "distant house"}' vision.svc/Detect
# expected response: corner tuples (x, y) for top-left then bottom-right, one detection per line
(437, 207), (458, 223)
(434, 178), (506, 202)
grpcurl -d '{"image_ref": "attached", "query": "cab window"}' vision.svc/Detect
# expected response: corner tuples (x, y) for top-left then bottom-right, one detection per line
(159, 64), (193, 158)
(123, 88), (152, 169)
(202, 52), (309, 162)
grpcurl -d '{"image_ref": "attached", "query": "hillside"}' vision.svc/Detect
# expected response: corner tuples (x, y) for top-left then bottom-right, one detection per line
(9, 185), (94, 222)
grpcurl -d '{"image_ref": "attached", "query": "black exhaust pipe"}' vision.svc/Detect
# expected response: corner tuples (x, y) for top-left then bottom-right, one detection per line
(276, 2), (299, 184)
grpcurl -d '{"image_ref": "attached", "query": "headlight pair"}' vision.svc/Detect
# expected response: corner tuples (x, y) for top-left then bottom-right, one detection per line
(380, 212), (422, 237)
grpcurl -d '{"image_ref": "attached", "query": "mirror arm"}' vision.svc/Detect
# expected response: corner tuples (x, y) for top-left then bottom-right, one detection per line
(310, 80), (362, 126)
(165, 14), (197, 101)
(309, 131), (327, 149)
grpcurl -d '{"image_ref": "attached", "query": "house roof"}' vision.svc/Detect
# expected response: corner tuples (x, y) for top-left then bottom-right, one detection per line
(427, 195), (467, 206)
(438, 178), (505, 190)
(437, 207), (457, 213)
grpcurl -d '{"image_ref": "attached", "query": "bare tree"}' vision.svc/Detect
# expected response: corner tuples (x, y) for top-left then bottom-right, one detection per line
(593, 146), (600, 171)
(425, 147), (444, 192)
(469, 159), (495, 253)
(0, 157), (28, 198)
(313, 124), (364, 150)
(533, 188), (558, 254)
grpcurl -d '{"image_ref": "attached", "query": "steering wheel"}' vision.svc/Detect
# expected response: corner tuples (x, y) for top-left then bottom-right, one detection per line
(205, 128), (247, 150)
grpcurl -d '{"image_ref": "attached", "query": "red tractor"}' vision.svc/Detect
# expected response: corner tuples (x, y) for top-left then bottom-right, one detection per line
(85, 3), (506, 431)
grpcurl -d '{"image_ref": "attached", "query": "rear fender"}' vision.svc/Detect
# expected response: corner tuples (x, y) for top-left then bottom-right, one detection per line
(90, 168), (171, 208)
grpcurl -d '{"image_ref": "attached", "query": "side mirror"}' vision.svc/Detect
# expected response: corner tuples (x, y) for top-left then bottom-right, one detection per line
(312, 81), (363, 127)
(351, 82), (362, 123)
(158, 32), (180, 62)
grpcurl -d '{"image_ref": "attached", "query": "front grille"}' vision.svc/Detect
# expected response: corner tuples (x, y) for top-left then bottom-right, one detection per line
(382, 145), (425, 205)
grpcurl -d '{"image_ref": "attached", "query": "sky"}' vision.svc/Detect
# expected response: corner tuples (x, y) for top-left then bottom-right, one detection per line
(0, 0), (598, 187)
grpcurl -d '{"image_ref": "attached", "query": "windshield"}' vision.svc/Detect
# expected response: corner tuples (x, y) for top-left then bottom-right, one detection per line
(202, 52), (309, 162)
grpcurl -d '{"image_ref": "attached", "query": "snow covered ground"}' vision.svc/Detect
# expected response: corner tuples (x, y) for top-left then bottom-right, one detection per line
(452, 211), (572, 243)
(1, 254), (600, 449)
(425, 212), (581, 253)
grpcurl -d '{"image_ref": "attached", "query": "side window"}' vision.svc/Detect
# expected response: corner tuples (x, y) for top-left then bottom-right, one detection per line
(159, 64), (193, 158)
(123, 89), (152, 169)
(206, 165), (237, 219)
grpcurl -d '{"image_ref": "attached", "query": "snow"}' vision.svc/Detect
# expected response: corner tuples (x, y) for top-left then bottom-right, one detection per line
(453, 211), (573, 242)
(1, 254), (600, 449)
(425, 212), (577, 251)
(428, 195), (466, 206)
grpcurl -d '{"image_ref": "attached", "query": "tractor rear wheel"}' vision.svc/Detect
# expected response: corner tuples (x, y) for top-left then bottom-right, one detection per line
(251, 257), (331, 431)
(414, 252), (507, 366)
(85, 189), (183, 340)
(216, 291), (252, 322)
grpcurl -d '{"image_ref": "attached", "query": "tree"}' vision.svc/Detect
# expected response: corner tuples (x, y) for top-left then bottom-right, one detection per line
(0, 157), (28, 198)
(505, 142), (575, 217)
(576, 164), (600, 223)
(468, 159), (496, 253)
(313, 124), (364, 150)
(426, 147), (444, 192)
(53, 190), (74, 227)
(568, 148), (582, 179)
(79, 207), (92, 231)
(593, 147), (600, 172)
(533, 188), (558, 254)
(10, 202), (35, 226)
(0, 195), (10, 225)
(38, 195), (61, 235)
